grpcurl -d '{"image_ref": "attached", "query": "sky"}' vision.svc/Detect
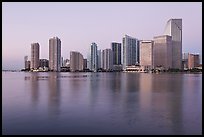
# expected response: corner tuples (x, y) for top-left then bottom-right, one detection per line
(2, 2), (202, 70)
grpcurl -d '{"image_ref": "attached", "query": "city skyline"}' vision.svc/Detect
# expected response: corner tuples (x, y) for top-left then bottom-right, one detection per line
(2, 2), (202, 70)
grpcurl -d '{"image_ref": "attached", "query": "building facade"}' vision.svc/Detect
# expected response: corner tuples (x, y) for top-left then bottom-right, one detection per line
(139, 40), (153, 70)
(97, 50), (102, 69)
(122, 35), (139, 69)
(153, 35), (172, 69)
(188, 53), (200, 69)
(182, 53), (189, 70)
(70, 51), (84, 72)
(164, 19), (182, 69)
(102, 49), (113, 71)
(111, 42), (121, 65)
(88, 42), (98, 72)
(49, 37), (61, 71)
(39, 59), (49, 68)
(24, 56), (30, 70)
(31, 43), (40, 70)
(83, 59), (87, 70)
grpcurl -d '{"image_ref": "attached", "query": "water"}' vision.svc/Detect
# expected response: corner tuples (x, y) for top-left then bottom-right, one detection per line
(2, 72), (202, 135)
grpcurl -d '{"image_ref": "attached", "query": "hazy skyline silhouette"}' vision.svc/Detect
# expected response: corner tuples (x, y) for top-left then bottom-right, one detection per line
(2, 2), (202, 70)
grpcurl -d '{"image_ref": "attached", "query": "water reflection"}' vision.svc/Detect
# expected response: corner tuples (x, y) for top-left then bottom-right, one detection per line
(3, 72), (201, 135)
(110, 72), (122, 92)
(48, 72), (61, 117)
(30, 73), (40, 107)
(121, 73), (141, 130)
(88, 73), (100, 110)
(150, 74), (183, 134)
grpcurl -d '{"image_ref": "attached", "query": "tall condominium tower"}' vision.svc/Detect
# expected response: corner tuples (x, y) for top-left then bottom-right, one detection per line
(24, 55), (30, 70)
(153, 35), (172, 69)
(70, 51), (84, 72)
(139, 40), (153, 70)
(164, 19), (182, 69)
(88, 42), (98, 72)
(31, 43), (40, 70)
(122, 35), (139, 69)
(49, 37), (61, 71)
(97, 50), (102, 69)
(188, 53), (200, 69)
(102, 48), (113, 71)
(111, 42), (121, 65)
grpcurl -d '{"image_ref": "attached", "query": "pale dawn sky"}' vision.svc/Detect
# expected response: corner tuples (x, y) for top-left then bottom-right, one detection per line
(2, 2), (202, 70)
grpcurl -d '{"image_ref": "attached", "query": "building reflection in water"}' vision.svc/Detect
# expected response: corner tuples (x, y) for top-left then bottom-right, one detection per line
(121, 73), (141, 129)
(150, 74), (184, 134)
(88, 73), (100, 110)
(48, 72), (61, 117)
(139, 73), (153, 112)
(181, 74), (202, 134)
(29, 72), (40, 107)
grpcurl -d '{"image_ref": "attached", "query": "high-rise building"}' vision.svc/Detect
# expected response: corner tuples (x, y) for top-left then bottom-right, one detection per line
(49, 37), (61, 71)
(153, 35), (172, 69)
(83, 59), (87, 70)
(188, 53), (200, 69)
(97, 50), (102, 69)
(70, 51), (84, 72)
(122, 35), (139, 69)
(24, 56), (30, 70)
(102, 49), (113, 71)
(63, 59), (69, 67)
(39, 59), (49, 68)
(182, 53), (189, 70)
(88, 42), (98, 72)
(139, 40), (153, 70)
(111, 42), (121, 65)
(164, 19), (182, 69)
(31, 43), (40, 70)
(61, 57), (63, 67)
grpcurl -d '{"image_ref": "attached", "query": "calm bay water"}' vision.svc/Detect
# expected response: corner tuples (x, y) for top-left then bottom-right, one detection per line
(2, 72), (202, 135)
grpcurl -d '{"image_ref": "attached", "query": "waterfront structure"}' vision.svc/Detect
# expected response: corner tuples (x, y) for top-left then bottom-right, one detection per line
(61, 57), (63, 67)
(70, 51), (84, 72)
(139, 40), (153, 70)
(24, 56), (30, 70)
(88, 42), (98, 72)
(153, 35), (172, 69)
(97, 50), (102, 69)
(111, 42), (122, 71)
(122, 35), (139, 70)
(49, 37), (61, 71)
(83, 59), (87, 70)
(39, 59), (49, 68)
(182, 53), (189, 70)
(111, 42), (121, 65)
(31, 43), (40, 70)
(102, 48), (113, 71)
(164, 19), (182, 69)
(63, 59), (69, 67)
(188, 53), (200, 69)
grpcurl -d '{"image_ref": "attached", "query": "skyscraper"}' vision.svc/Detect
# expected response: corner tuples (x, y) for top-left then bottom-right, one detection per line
(122, 35), (139, 70)
(188, 53), (200, 69)
(111, 42), (121, 65)
(88, 42), (98, 72)
(153, 35), (172, 69)
(70, 51), (84, 72)
(102, 49), (113, 71)
(31, 43), (40, 70)
(39, 59), (49, 68)
(139, 40), (153, 70)
(164, 19), (182, 69)
(97, 50), (102, 69)
(24, 56), (30, 70)
(49, 37), (61, 71)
